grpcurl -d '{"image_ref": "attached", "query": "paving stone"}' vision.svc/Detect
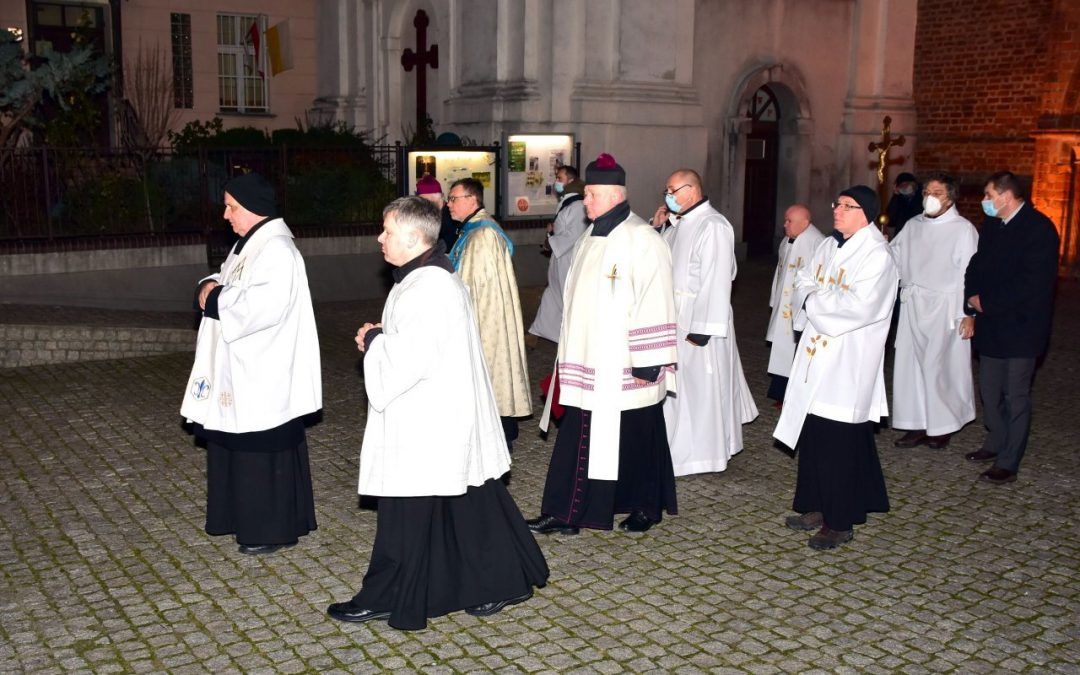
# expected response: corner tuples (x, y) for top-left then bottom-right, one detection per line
(2, 261), (1079, 671)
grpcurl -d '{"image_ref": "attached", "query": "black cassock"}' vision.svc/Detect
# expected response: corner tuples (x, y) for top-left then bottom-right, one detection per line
(201, 418), (317, 546)
(350, 478), (549, 631)
(792, 414), (890, 531)
(540, 401), (678, 529)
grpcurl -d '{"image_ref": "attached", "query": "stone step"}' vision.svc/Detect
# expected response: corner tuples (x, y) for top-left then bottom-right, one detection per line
(1, 324), (194, 368)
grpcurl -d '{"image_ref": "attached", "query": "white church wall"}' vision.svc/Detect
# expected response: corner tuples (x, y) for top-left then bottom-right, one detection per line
(566, 0), (706, 213)
(841, 0), (918, 196)
(688, 0), (915, 242)
(311, 0), (914, 251)
(694, 0), (857, 241)
(312, 0), (373, 132)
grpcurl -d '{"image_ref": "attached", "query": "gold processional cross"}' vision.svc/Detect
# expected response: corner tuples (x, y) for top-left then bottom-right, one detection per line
(867, 115), (906, 232)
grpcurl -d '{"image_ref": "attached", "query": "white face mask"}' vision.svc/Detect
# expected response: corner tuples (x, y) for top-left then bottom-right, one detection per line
(923, 195), (943, 216)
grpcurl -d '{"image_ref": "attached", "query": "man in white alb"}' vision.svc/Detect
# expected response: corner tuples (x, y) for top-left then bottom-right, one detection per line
(651, 169), (758, 475)
(765, 204), (825, 407)
(891, 172), (979, 450)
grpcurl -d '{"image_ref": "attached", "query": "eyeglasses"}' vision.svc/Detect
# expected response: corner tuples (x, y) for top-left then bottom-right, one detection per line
(447, 194), (471, 203)
(831, 201), (862, 211)
(922, 190), (948, 198)
(662, 184), (691, 198)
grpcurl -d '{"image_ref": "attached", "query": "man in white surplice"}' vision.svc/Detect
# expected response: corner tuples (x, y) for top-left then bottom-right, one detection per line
(765, 204), (825, 406)
(775, 185), (896, 551)
(890, 172), (979, 449)
(651, 169), (758, 476)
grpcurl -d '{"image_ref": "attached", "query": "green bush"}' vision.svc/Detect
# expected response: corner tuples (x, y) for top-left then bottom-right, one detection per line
(166, 117), (398, 227)
(57, 173), (168, 235)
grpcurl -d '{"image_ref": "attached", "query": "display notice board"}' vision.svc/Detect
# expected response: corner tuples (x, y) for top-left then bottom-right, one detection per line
(406, 147), (500, 216)
(503, 134), (577, 219)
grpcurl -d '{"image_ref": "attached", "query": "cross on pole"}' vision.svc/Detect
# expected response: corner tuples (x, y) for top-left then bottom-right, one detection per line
(867, 115), (906, 231)
(401, 10), (439, 133)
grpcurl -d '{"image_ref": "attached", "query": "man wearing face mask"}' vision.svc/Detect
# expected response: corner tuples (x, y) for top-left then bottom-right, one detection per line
(963, 171), (1060, 484)
(890, 172), (979, 451)
(528, 165), (589, 345)
(651, 169), (758, 476)
(886, 172), (923, 237)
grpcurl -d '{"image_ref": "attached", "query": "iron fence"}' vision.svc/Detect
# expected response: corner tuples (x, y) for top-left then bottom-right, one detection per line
(0, 144), (403, 246)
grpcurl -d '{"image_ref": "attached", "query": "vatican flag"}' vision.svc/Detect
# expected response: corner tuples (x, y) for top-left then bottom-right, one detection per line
(266, 20), (293, 76)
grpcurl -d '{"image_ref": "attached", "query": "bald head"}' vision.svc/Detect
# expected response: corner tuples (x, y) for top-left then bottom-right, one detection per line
(664, 169), (703, 213)
(782, 204), (812, 239)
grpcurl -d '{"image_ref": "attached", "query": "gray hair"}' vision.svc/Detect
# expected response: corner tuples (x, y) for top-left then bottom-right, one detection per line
(383, 196), (441, 245)
(591, 184), (627, 201)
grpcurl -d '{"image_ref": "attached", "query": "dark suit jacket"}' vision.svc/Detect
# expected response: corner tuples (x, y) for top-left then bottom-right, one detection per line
(963, 202), (1060, 358)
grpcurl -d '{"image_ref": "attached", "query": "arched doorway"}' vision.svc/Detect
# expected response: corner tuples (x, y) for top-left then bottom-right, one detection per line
(741, 85), (780, 256)
(722, 65), (812, 260)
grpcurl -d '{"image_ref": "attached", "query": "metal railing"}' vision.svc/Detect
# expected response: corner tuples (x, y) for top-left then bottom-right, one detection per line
(0, 144), (402, 246)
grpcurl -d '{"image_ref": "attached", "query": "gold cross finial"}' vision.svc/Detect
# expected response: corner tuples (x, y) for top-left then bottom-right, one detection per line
(867, 116), (907, 231)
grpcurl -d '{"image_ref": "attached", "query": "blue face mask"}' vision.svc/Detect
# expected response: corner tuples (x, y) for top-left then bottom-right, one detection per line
(553, 181), (565, 194)
(665, 193), (682, 213)
(981, 198), (999, 218)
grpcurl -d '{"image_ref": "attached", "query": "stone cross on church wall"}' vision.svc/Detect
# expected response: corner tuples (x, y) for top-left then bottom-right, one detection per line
(400, 10), (439, 133)
(867, 116), (906, 230)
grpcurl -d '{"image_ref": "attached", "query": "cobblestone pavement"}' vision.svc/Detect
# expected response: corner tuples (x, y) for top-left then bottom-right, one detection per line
(1, 258), (1078, 674)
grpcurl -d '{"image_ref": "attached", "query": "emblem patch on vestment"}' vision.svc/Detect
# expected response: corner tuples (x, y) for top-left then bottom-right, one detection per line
(190, 377), (211, 400)
(219, 391), (234, 407)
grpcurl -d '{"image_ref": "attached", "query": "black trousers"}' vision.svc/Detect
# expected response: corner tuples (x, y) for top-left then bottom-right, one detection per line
(767, 374), (789, 402)
(978, 355), (1036, 473)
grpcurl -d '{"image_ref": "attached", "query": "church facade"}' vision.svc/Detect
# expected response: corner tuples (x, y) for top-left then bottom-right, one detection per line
(313, 0), (918, 254)
(8, 0), (1076, 270)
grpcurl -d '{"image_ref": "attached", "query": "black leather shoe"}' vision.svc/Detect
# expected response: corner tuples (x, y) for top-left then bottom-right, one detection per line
(893, 430), (927, 448)
(618, 510), (655, 532)
(925, 434), (951, 449)
(965, 449), (997, 463)
(237, 540), (297, 555)
(526, 515), (579, 535)
(979, 466), (1017, 484)
(327, 601), (392, 623)
(465, 590), (533, 617)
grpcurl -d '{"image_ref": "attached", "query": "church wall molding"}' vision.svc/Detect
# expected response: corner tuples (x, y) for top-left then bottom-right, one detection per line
(451, 79), (542, 103)
(570, 80), (701, 107)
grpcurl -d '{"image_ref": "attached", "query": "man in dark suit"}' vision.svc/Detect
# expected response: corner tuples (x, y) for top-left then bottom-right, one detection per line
(963, 171), (1060, 484)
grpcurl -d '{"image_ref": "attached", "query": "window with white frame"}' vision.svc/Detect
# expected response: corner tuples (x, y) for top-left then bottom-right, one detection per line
(216, 13), (268, 113)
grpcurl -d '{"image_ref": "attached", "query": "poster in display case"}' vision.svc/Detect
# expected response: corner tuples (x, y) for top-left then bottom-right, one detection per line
(405, 147), (500, 216)
(503, 133), (578, 219)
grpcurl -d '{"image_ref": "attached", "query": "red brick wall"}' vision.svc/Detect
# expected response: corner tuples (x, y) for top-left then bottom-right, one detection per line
(913, 0), (1054, 219)
(1031, 0), (1080, 272)
(1038, 0), (1080, 125)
